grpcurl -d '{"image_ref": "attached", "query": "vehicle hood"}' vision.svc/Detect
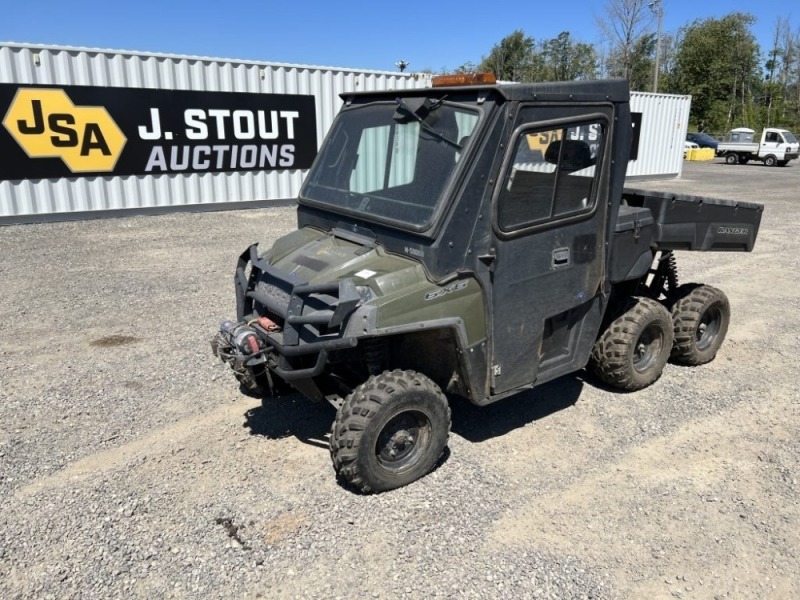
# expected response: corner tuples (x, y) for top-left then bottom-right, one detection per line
(267, 227), (427, 297)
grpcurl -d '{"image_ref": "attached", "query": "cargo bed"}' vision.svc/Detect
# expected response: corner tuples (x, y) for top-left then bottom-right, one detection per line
(621, 188), (763, 252)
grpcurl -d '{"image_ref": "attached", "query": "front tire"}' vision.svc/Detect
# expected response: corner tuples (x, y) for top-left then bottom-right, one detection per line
(590, 297), (674, 391)
(764, 155), (777, 167)
(669, 284), (730, 365)
(330, 370), (450, 493)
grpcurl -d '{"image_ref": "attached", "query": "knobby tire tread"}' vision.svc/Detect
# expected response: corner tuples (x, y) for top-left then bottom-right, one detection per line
(329, 369), (450, 493)
(670, 284), (730, 366)
(590, 296), (673, 391)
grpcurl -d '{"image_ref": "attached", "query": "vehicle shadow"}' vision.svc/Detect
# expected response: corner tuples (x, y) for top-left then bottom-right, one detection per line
(450, 373), (585, 443)
(243, 393), (334, 450)
(243, 372), (589, 450)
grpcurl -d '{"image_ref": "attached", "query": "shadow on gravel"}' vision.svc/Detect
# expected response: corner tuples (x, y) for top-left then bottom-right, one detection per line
(243, 394), (334, 450)
(451, 374), (584, 443)
(242, 372), (585, 449)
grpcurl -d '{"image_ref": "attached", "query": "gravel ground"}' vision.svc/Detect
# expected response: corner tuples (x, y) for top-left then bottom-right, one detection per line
(1, 160), (798, 599)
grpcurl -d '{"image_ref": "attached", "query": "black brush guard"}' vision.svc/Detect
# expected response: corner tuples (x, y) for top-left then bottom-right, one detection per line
(235, 244), (360, 381)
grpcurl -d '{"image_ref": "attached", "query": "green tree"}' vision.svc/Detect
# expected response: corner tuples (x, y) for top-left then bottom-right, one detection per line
(478, 30), (537, 82)
(793, 29), (800, 126)
(607, 32), (656, 90)
(540, 32), (598, 80)
(670, 13), (760, 132)
(596, 0), (655, 82)
(762, 17), (800, 129)
(477, 30), (596, 83)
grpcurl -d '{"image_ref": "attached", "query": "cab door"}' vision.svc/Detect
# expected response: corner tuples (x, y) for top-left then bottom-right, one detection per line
(488, 105), (613, 395)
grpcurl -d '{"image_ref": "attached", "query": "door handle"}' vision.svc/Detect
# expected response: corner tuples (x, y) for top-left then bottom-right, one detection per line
(552, 247), (570, 268)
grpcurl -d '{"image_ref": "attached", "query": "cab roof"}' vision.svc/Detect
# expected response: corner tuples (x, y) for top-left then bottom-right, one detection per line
(342, 78), (631, 104)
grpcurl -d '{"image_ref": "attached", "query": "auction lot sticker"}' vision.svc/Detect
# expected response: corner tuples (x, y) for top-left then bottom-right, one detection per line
(0, 84), (317, 181)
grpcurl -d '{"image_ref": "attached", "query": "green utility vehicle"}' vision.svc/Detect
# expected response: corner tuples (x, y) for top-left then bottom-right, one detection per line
(212, 75), (763, 493)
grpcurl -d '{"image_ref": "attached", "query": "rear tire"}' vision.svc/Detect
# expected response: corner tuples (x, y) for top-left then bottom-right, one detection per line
(330, 370), (450, 493)
(725, 153), (738, 165)
(590, 297), (674, 391)
(669, 284), (730, 365)
(764, 155), (777, 167)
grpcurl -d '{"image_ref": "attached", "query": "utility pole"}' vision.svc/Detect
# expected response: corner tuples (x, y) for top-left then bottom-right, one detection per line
(395, 60), (410, 73)
(649, 0), (663, 93)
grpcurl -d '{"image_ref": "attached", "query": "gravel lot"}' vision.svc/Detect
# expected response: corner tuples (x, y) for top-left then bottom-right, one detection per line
(1, 160), (799, 599)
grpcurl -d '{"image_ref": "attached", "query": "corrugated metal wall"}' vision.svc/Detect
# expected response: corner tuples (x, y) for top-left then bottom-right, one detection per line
(0, 43), (429, 221)
(0, 43), (690, 222)
(628, 91), (690, 180)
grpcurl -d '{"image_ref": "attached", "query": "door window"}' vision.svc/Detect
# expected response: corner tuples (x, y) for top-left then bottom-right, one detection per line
(497, 121), (604, 232)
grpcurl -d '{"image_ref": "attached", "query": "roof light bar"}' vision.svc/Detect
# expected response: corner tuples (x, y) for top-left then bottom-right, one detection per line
(431, 73), (497, 87)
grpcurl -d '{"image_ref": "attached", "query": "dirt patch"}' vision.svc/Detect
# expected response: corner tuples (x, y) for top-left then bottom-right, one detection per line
(261, 511), (310, 545)
(89, 334), (141, 347)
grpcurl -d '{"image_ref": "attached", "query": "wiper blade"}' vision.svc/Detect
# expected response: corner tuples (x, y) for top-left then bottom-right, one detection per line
(394, 97), (462, 150)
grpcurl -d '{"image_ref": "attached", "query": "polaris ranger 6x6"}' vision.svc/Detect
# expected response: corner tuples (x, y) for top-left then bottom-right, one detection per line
(212, 74), (762, 493)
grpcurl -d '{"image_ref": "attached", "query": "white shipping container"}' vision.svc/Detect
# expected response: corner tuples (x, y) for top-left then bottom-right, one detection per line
(628, 91), (691, 180)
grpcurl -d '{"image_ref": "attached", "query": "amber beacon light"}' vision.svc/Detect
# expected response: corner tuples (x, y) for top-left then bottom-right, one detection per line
(431, 73), (497, 87)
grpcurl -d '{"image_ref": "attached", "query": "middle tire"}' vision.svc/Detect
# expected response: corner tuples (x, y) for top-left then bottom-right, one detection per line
(590, 297), (674, 391)
(330, 369), (450, 493)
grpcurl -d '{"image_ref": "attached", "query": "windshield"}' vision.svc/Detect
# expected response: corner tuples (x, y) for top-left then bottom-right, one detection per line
(783, 131), (798, 144)
(300, 101), (479, 229)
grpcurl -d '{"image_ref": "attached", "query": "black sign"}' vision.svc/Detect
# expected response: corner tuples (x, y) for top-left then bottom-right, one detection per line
(0, 84), (318, 181)
(630, 112), (642, 161)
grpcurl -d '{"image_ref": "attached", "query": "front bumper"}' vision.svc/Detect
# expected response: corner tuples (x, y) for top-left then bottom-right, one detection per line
(223, 244), (362, 384)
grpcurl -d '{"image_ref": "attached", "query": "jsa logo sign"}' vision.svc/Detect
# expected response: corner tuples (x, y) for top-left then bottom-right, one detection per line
(2, 88), (126, 173)
(0, 84), (317, 181)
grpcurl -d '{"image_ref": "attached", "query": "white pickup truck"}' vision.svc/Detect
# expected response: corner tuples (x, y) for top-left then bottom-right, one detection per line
(717, 127), (799, 166)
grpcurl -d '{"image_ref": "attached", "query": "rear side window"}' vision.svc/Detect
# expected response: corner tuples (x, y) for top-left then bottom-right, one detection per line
(497, 121), (605, 232)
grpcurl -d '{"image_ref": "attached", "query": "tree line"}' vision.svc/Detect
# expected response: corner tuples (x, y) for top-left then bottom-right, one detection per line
(452, 2), (800, 135)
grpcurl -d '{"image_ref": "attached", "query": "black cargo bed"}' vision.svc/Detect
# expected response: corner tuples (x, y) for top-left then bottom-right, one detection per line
(622, 188), (763, 252)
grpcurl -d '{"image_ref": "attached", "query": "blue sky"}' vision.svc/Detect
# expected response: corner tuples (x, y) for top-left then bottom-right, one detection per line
(3, 1), (797, 73)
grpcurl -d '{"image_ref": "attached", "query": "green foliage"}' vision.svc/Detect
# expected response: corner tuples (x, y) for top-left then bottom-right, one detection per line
(668, 13), (760, 132)
(462, 13), (800, 134)
(477, 30), (596, 82)
(607, 33), (656, 91)
(478, 30), (536, 81)
(597, 0), (657, 86)
(540, 32), (598, 81)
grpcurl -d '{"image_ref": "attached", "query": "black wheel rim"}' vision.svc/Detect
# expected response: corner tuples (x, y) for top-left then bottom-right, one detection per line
(696, 305), (722, 351)
(375, 410), (431, 473)
(632, 324), (664, 373)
